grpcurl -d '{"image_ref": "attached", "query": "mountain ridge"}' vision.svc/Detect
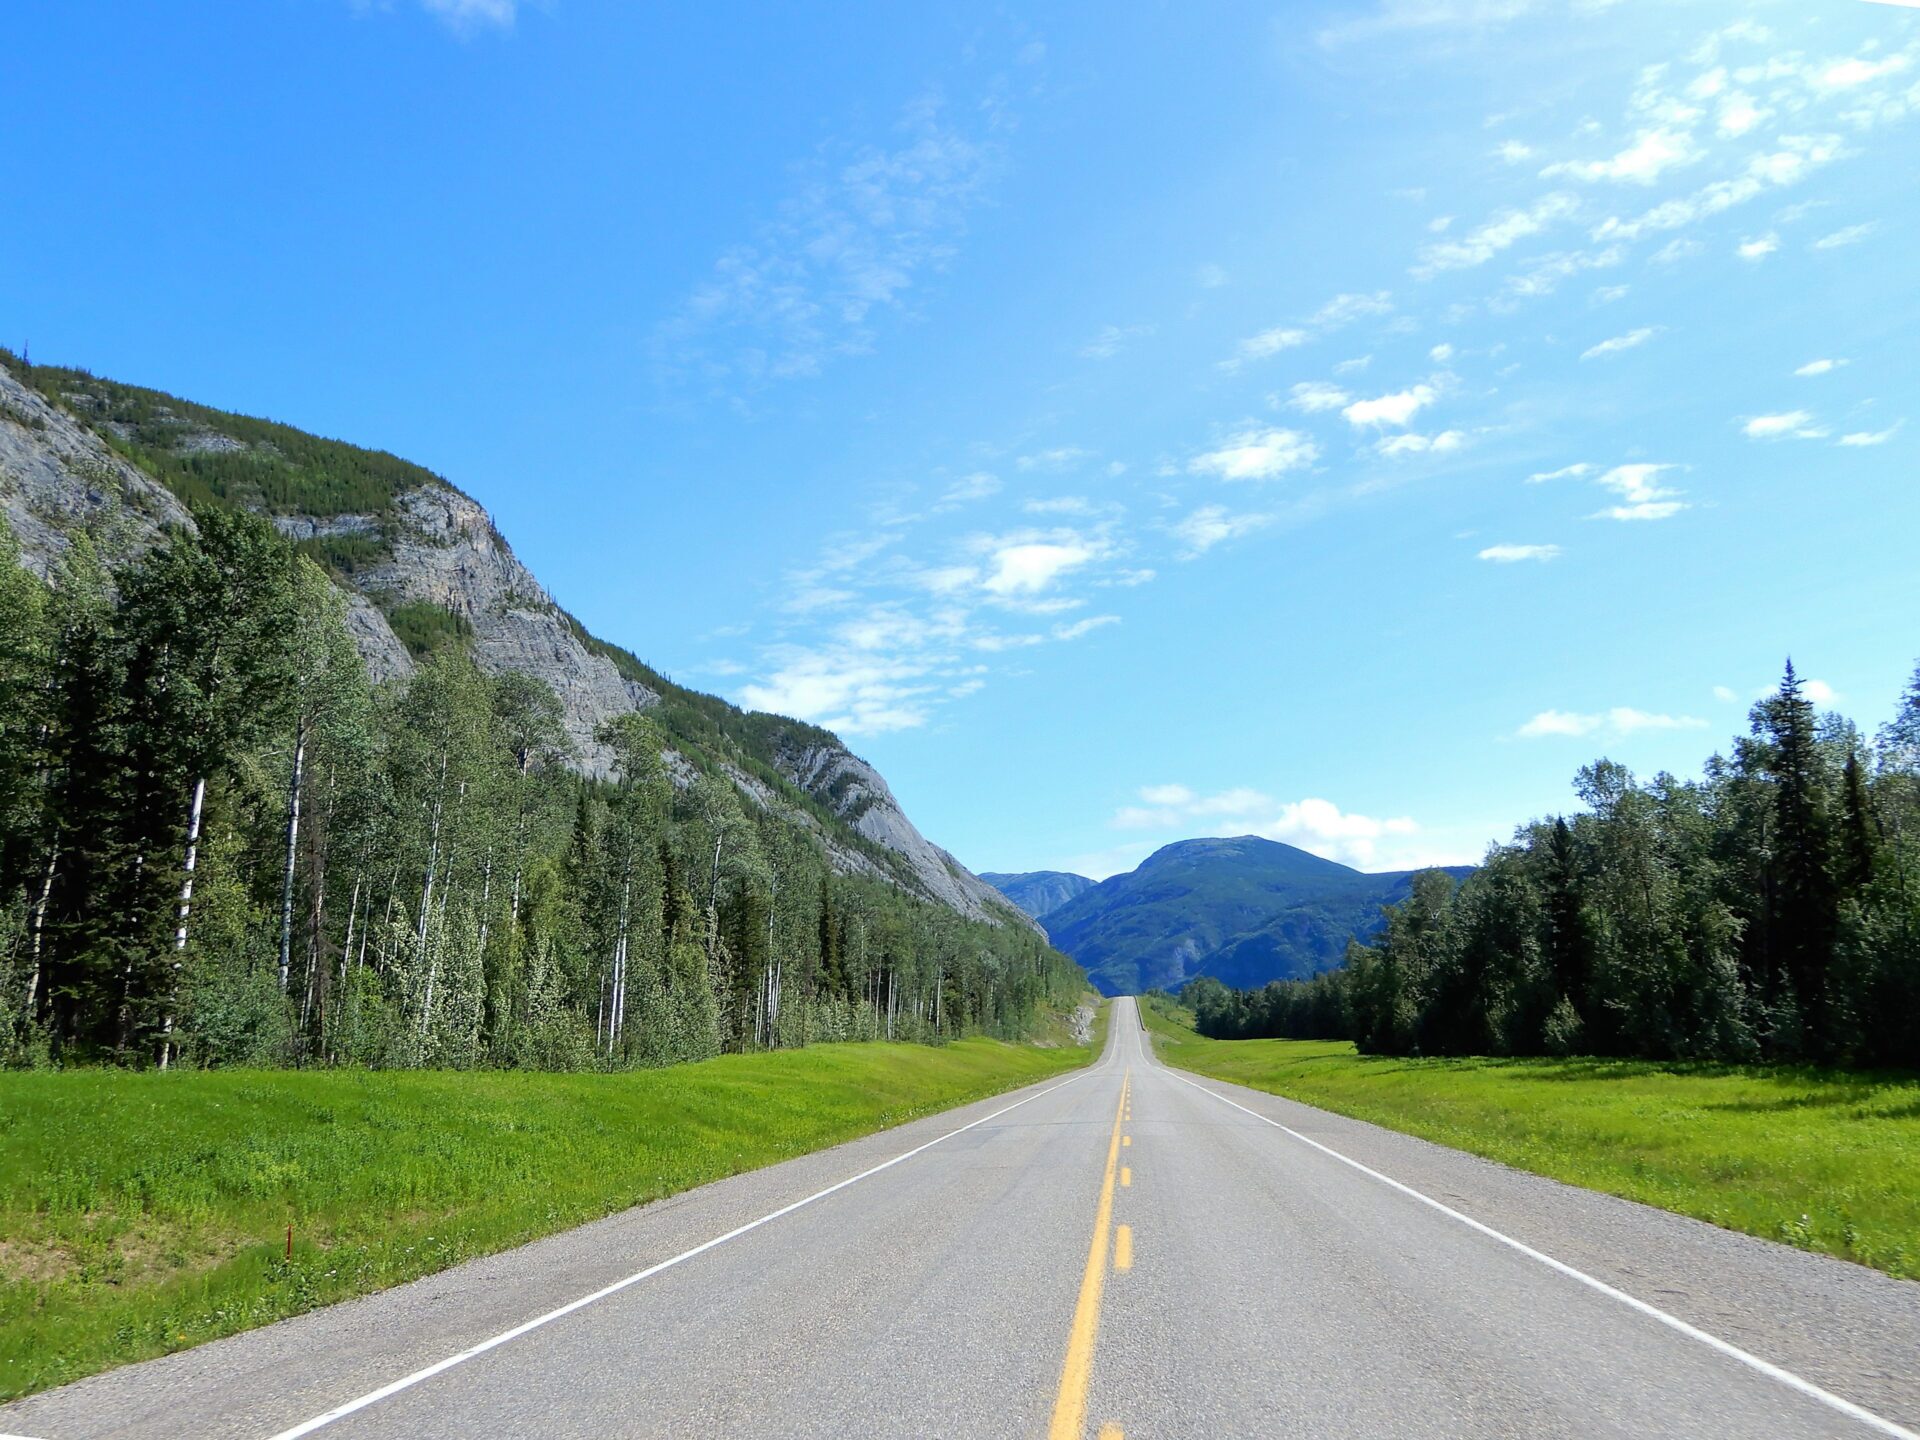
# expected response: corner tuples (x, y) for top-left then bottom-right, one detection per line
(1001, 835), (1475, 994)
(0, 353), (1031, 933)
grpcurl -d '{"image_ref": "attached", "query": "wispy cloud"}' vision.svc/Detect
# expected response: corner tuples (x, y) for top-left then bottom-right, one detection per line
(1112, 785), (1428, 870)
(1376, 429), (1466, 457)
(1580, 326), (1660, 359)
(417, 0), (517, 33)
(1742, 410), (1827, 440)
(655, 91), (1003, 393)
(1414, 192), (1579, 277)
(1516, 707), (1708, 740)
(1839, 423), (1902, 447)
(1794, 358), (1846, 376)
(1171, 505), (1271, 558)
(1079, 323), (1155, 359)
(1812, 222), (1879, 250)
(1588, 463), (1687, 521)
(1188, 426), (1320, 481)
(1478, 543), (1561, 562)
(1343, 384), (1438, 428)
(1736, 233), (1779, 261)
(1542, 127), (1700, 185)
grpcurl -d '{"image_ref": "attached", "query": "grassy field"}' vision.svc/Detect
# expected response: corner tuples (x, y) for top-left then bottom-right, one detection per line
(0, 1029), (1097, 1401)
(1140, 999), (1920, 1281)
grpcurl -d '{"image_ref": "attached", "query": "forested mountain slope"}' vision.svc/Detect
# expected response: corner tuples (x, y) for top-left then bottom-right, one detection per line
(0, 352), (1022, 930)
(1035, 835), (1474, 995)
(979, 870), (1095, 922)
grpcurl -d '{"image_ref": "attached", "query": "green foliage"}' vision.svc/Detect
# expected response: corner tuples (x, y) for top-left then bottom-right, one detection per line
(382, 599), (472, 659)
(1192, 661), (1920, 1072)
(1, 351), (443, 532)
(0, 510), (1085, 1074)
(0, 1035), (1095, 1400)
(1142, 1001), (1920, 1283)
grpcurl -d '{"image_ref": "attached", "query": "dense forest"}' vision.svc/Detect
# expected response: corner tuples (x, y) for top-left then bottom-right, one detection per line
(1186, 662), (1920, 1070)
(0, 510), (1084, 1070)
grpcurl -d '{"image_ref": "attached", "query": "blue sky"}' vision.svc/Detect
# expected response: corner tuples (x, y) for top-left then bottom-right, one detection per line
(5, 0), (1918, 880)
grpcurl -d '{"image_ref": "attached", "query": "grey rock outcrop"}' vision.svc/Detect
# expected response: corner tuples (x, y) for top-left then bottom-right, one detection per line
(0, 365), (191, 575)
(0, 357), (1034, 933)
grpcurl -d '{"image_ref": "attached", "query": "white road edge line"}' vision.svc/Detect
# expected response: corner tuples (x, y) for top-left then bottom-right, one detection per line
(265, 1066), (1099, 1440)
(1161, 1067), (1920, 1440)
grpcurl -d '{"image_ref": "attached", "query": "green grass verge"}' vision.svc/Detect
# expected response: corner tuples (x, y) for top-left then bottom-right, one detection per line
(1140, 998), (1920, 1280)
(0, 1036), (1093, 1400)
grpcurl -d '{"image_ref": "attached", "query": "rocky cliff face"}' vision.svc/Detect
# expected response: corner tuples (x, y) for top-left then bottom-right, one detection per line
(0, 356), (1035, 934)
(0, 364), (191, 575)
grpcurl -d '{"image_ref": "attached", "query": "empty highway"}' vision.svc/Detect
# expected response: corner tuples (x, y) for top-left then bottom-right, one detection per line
(5, 997), (1918, 1439)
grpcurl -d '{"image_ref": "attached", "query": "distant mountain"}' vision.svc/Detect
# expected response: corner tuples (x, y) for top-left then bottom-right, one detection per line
(980, 870), (1097, 923)
(1033, 836), (1475, 995)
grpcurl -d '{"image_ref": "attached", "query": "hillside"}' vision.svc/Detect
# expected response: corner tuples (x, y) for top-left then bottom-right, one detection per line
(979, 870), (1096, 922)
(0, 352), (1027, 931)
(1034, 836), (1474, 994)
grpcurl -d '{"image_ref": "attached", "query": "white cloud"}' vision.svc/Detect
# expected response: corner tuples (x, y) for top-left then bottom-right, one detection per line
(1171, 505), (1271, 558)
(937, 472), (1000, 508)
(1580, 326), (1659, 359)
(1717, 93), (1768, 137)
(742, 650), (935, 735)
(1527, 461), (1595, 484)
(1477, 543), (1561, 562)
(1736, 233), (1779, 261)
(1054, 615), (1121, 641)
(1196, 263), (1229, 289)
(1113, 784), (1425, 870)
(1794, 358), (1846, 376)
(1839, 423), (1902, 447)
(1016, 447), (1091, 472)
(1589, 462), (1688, 521)
(1223, 326), (1311, 370)
(1343, 384), (1438, 428)
(1543, 127), (1700, 184)
(1376, 429), (1466, 457)
(1713, 685), (1740, 704)
(1516, 707), (1708, 740)
(1429, 342), (1456, 362)
(1334, 355), (1373, 374)
(1415, 191), (1579, 276)
(419, 0), (516, 31)
(1592, 284), (1630, 305)
(1812, 223), (1878, 250)
(1188, 426), (1320, 481)
(1497, 140), (1535, 163)
(657, 93), (1000, 390)
(1742, 410), (1826, 440)
(980, 539), (1101, 596)
(1816, 54), (1912, 91)
(1593, 135), (1844, 244)
(1079, 323), (1155, 359)
(1311, 291), (1395, 327)
(1286, 381), (1352, 413)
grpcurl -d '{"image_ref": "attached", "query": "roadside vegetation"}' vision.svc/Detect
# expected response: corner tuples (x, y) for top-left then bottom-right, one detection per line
(0, 1030), (1095, 1400)
(1142, 995), (1920, 1282)
(0, 507), (1082, 1075)
(1187, 662), (1920, 1072)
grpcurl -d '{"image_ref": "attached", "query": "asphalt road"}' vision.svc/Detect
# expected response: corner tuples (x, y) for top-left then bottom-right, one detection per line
(7, 996), (1920, 1439)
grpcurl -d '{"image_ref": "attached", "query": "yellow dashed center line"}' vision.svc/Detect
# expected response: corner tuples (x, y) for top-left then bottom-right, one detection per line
(1122, 1135), (1131, 1147)
(1098, 1426), (1125, 1440)
(1120, 1166), (1131, 1188)
(1047, 1071), (1130, 1440)
(1114, 1225), (1134, 1272)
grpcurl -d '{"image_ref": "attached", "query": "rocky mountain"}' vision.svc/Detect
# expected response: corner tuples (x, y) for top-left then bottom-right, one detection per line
(979, 871), (1096, 923)
(1031, 836), (1475, 995)
(0, 353), (1029, 932)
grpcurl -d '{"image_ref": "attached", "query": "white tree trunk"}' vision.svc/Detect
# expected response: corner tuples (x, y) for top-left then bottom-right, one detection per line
(278, 720), (307, 993)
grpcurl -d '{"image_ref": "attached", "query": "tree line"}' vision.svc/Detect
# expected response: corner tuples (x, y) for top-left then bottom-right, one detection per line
(0, 510), (1083, 1069)
(1185, 662), (1920, 1070)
